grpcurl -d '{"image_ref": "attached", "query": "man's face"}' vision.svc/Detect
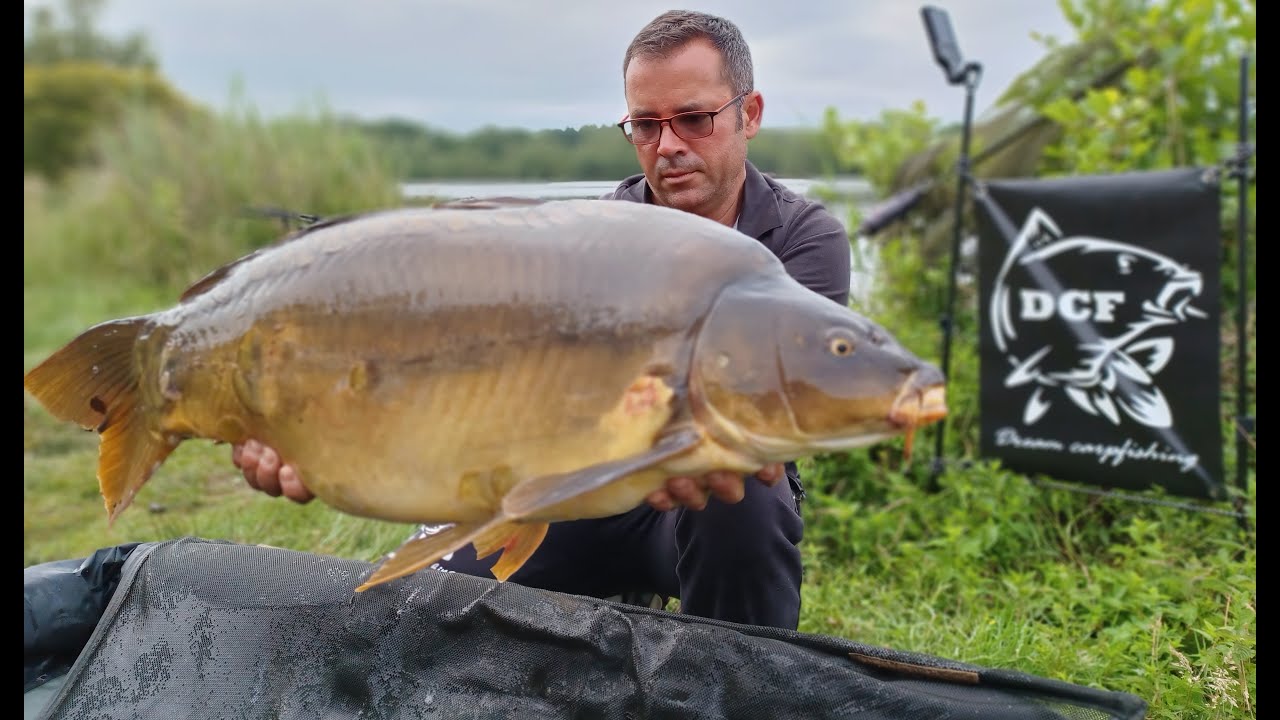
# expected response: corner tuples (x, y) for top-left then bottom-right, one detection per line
(623, 39), (761, 221)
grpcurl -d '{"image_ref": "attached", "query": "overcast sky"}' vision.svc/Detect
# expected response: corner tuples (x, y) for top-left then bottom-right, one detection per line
(32, 0), (1076, 134)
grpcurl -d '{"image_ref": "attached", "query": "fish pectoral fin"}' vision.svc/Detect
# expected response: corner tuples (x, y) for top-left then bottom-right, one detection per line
(357, 521), (493, 592)
(501, 427), (701, 519)
(473, 522), (551, 581)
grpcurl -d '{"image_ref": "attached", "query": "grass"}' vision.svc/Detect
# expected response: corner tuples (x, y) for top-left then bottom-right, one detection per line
(795, 454), (1254, 718)
(23, 105), (1256, 720)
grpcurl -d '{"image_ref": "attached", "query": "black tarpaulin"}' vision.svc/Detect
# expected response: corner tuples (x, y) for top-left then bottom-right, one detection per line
(28, 537), (1147, 719)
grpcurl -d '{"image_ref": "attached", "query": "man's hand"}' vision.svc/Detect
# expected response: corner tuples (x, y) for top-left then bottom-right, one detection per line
(232, 440), (314, 504)
(644, 463), (785, 512)
(233, 438), (783, 513)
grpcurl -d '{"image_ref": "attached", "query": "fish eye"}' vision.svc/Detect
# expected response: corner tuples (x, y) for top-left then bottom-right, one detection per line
(827, 334), (855, 357)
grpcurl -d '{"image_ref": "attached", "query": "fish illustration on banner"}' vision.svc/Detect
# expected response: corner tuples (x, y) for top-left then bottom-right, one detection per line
(974, 167), (1224, 500)
(988, 207), (1208, 428)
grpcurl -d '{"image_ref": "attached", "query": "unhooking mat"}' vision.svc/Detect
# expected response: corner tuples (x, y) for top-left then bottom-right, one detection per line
(26, 537), (1147, 719)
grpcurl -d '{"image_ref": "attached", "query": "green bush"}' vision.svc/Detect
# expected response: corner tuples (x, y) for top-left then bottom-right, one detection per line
(24, 62), (192, 181)
(25, 100), (405, 299)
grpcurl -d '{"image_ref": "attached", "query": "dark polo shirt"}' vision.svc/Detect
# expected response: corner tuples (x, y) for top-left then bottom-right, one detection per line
(604, 160), (852, 307)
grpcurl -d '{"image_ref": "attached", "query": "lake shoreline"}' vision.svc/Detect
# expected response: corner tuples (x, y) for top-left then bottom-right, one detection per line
(401, 175), (873, 203)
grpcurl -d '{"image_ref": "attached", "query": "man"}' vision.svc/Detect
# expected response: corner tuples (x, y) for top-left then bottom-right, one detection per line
(233, 10), (850, 630)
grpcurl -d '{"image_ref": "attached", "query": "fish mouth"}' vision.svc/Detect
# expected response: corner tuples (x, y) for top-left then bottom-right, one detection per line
(887, 379), (948, 463)
(889, 382), (948, 429)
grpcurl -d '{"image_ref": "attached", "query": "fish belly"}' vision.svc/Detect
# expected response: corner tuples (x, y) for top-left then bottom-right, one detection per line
(230, 314), (688, 525)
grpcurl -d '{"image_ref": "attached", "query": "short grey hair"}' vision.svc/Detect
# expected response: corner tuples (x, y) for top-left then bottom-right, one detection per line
(623, 10), (755, 100)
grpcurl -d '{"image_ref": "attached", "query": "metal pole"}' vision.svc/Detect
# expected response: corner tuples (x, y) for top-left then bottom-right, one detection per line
(1231, 54), (1254, 532)
(930, 63), (981, 484)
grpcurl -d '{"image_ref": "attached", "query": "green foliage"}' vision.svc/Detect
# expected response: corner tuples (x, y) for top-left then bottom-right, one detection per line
(748, 126), (840, 178)
(24, 62), (193, 180)
(800, 454), (1256, 719)
(820, 102), (942, 195)
(25, 100), (404, 298)
(24, 0), (175, 181)
(354, 117), (835, 180)
(25, 0), (157, 68)
(1038, 0), (1255, 175)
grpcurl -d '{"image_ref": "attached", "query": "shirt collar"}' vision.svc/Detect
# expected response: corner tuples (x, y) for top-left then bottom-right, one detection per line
(735, 160), (784, 239)
(632, 160), (783, 239)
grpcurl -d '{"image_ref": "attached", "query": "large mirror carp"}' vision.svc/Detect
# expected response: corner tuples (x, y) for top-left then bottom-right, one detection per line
(24, 199), (946, 591)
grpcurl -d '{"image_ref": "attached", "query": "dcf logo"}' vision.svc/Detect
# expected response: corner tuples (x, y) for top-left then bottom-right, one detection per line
(988, 208), (1206, 428)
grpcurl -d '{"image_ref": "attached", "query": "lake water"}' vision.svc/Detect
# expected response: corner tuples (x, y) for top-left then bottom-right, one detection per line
(401, 176), (873, 203)
(400, 176), (879, 304)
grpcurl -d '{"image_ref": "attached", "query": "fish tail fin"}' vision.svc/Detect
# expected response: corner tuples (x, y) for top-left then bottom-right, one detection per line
(97, 405), (178, 526)
(24, 317), (173, 525)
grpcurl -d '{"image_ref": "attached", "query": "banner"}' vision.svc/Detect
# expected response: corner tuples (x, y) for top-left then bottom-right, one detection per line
(974, 167), (1224, 500)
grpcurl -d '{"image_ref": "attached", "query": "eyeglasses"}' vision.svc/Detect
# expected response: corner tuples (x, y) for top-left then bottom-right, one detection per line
(617, 92), (748, 145)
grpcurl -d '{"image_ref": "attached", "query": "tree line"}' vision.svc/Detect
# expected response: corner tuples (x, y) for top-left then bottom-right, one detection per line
(351, 117), (838, 181)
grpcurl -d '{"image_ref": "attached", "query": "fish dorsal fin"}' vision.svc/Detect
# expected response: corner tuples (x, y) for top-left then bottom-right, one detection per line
(501, 427), (701, 519)
(178, 248), (269, 302)
(177, 211), (369, 303)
